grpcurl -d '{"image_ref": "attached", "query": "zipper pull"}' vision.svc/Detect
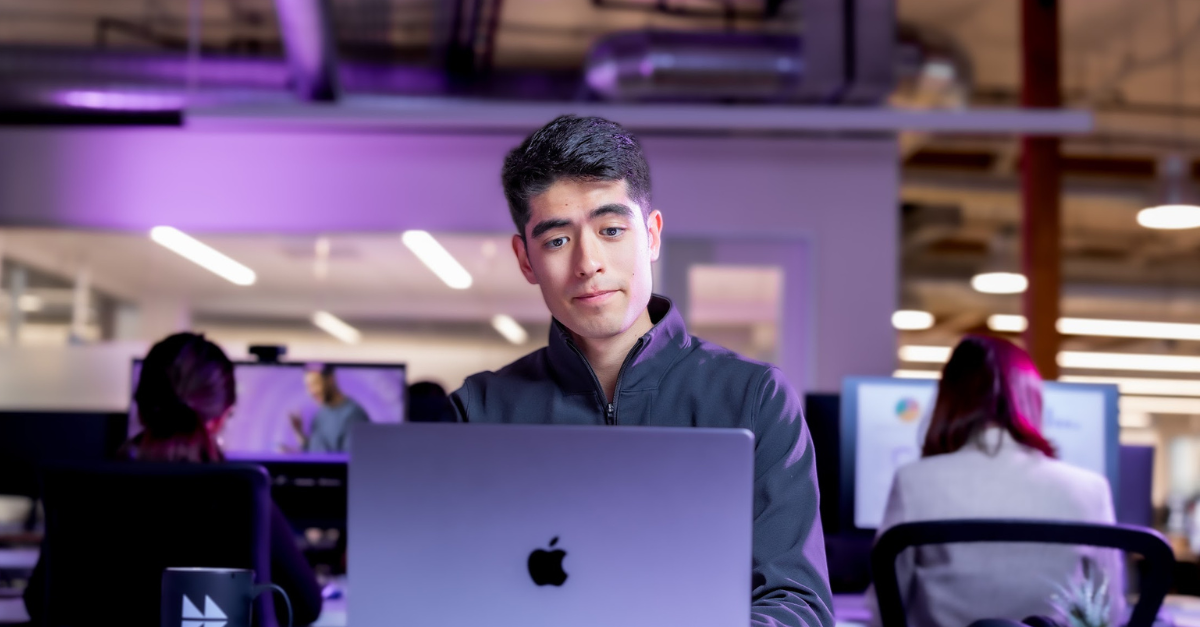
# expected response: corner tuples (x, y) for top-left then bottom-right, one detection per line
(605, 402), (615, 425)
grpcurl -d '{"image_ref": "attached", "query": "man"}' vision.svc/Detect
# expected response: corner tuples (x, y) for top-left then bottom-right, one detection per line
(451, 115), (834, 627)
(291, 365), (370, 453)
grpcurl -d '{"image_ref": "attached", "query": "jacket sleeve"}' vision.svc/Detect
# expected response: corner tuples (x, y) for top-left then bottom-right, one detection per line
(750, 367), (835, 627)
(450, 380), (471, 422)
(268, 503), (325, 626)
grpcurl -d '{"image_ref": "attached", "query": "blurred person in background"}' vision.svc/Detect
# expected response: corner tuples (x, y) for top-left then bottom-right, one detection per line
(866, 334), (1123, 627)
(24, 332), (323, 625)
(290, 365), (369, 453)
(406, 380), (457, 423)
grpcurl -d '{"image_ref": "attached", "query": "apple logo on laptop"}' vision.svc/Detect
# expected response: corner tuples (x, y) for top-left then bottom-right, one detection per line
(527, 536), (568, 586)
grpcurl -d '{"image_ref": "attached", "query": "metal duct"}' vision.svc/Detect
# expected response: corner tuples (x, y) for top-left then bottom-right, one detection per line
(585, 31), (805, 103)
(584, 24), (965, 105)
(585, 0), (901, 104)
(273, 0), (340, 101)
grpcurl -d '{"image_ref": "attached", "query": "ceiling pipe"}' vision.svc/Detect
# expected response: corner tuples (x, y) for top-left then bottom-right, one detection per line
(273, 0), (340, 101)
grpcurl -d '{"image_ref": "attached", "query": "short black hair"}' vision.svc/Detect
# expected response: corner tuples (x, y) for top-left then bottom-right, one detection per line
(501, 115), (651, 238)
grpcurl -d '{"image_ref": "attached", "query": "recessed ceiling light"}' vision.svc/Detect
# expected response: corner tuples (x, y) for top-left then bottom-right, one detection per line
(401, 231), (473, 290)
(970, 272), (1027, 294)
(892, 310), (935, 331)
(491, 314), (529, 345)
(149, 226), (256, 286)
(311, 310), (361, 344)
(1138, 204), (1200, 230)
(987, 314), (1028, 333)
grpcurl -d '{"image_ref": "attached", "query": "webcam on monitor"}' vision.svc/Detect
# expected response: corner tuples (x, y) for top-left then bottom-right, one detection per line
(249, 345), (287, 363)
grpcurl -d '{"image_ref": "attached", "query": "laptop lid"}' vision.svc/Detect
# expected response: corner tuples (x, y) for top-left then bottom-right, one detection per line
(349, 423), (753, 627)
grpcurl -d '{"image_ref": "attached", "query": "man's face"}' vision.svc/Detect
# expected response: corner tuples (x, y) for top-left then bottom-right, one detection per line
(304, 371), (328, 403)
(513, 178), (662, 343)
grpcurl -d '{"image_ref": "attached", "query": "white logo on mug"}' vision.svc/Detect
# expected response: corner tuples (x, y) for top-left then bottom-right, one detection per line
(181, 594), (228, 627)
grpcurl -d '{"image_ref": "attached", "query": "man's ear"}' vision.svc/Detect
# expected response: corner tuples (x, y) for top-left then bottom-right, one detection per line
(646, 209), (663, 262)
(512, 234), (539, 285)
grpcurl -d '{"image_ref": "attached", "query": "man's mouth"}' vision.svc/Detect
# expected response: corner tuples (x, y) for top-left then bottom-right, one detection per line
(574, 289), (618, 304)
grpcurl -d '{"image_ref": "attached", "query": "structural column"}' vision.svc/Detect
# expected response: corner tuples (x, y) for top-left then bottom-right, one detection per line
(1021, 0), (1062, 379)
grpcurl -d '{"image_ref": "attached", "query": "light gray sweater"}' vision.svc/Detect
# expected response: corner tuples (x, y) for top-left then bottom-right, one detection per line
(866, 427), (1125, 627)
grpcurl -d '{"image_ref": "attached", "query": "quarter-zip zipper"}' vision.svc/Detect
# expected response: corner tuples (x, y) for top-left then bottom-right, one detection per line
(564, 336), (645, 426)
(606, 338), (643, 425)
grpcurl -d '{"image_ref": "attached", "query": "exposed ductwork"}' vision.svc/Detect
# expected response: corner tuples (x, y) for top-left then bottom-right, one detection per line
(584, 31), (805, 103)
(582, 4), (972, 106)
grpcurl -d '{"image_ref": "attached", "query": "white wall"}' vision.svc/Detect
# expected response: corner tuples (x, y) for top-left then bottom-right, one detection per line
(0, 335), (542, 411)
(0, 124), (898, 393)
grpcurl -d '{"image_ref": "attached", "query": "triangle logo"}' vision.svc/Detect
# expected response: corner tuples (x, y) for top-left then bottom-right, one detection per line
(181, 594), (229, 627)
(203, 597), (227, 620)
(182, 595), (204, 619)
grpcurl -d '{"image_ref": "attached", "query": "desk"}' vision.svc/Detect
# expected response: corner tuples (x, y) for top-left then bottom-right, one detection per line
(306, 590), (871, 627)
(0, 599), (27, 625)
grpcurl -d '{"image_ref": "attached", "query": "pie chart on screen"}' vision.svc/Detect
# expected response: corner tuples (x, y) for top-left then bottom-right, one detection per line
(895, 398), (921, 423)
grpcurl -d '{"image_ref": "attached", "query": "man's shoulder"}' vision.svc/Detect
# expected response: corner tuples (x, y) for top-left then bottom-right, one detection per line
(676, 334), (778, 385)
(464, 346), (554, 388)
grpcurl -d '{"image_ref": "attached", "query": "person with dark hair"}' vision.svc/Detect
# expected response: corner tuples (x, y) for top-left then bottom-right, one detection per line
(23, 333), (324, 625)
(452, 115), (834, 627)
(406, 381), (456, 423)
(866, 335), (1123, 627)
(290, 364), (370, 453)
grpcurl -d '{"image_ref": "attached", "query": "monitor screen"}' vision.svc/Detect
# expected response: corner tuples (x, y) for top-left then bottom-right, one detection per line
(840, 376), (1119, 530)
(131, 361), (406, 454)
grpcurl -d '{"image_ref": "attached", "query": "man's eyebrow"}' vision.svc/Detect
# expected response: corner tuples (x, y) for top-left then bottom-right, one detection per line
(530, 218), (572, 239)
(590, 204), (635, 220)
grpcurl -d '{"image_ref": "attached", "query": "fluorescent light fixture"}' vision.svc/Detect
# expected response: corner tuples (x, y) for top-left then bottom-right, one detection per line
(1058, 351), (1200, 374)
(311, 310), (361, 344)
(401, 231), (472, 290)
(1058, 317), (1200, 341)
(986, 315), (1200, 341)
(988, 314), (1028, 333)
(1119, 412), (1152, 428)
(491, 314), (529, 345)
(894, 369), (1200, 398)
(150, 226), (256, 286)
(892, 310), (935, 331)
(971, 272), (1028, 294)
(17, 295), (42, 312)
(1138, 204), (1200, 230)
(893, 369), (942, 379)
(1121, 395), (1200, 416)
(1061, 375), (1200, 397)
(898, 345), (953, 363)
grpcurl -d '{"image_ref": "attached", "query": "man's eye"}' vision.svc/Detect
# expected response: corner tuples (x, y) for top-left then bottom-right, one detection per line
(602, 227), (624, 237)
(545, 237), (568, 249)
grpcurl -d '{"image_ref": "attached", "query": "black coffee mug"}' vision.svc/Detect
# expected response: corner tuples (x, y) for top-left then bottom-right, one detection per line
(161, 567), (291, 627)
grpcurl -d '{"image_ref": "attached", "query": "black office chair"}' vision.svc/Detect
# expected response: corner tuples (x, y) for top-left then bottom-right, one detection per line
(35, 463), (276, 627)
(871, 519), (1175, 627)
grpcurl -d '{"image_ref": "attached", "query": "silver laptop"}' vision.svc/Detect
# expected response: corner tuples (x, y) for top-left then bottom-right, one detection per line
(349, 423), (753, 627)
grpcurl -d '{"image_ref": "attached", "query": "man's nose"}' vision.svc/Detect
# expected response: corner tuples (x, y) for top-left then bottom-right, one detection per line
(575, 233), (604, 278)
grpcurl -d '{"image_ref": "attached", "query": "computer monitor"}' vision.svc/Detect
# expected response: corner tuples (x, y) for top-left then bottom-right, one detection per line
(803, 393), (842, 534)
(840, 376), (1119, 530)
(130, 361), (406, 454)
(1117, 445), (1154, 528)
(0, 411), (128, 498)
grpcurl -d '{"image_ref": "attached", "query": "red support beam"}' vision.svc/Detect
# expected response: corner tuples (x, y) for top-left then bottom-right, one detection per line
(1020, 0), (1062, 379)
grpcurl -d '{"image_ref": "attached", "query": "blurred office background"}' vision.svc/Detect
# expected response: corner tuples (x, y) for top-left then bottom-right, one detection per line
(3, 0), (1200, 616)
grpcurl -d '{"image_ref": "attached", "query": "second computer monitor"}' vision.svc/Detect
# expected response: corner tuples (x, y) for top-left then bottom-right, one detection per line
(130, 360), (406, 454)
(840, 376), (1119, 530)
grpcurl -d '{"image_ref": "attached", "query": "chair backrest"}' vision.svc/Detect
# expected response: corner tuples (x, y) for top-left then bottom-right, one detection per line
(39, 463), (273, 627)
(871, 519), (1175, 627)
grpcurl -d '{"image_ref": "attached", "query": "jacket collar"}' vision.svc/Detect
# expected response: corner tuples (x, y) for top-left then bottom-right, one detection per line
(546, 294), (691, 396)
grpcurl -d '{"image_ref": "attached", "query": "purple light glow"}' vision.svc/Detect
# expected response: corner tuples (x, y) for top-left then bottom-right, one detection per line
(59, 90), (184, 112)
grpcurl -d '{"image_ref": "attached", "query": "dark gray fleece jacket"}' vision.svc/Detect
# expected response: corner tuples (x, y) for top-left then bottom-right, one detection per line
(451, 294), (835, 627)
